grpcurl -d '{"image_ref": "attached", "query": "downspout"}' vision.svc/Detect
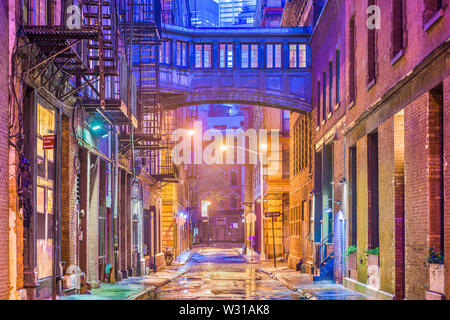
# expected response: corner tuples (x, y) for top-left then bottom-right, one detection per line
(52, 108), (62, 300)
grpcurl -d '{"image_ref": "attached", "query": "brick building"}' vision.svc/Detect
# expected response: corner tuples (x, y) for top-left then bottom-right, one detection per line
(3, 0), (179, 299)
(0, 0), (10, 300)
(283, 0), (449, 300)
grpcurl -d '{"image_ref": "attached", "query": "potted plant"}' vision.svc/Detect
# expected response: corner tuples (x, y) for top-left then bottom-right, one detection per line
(345, 245), (358, 280)
(426, 248), (445, 294)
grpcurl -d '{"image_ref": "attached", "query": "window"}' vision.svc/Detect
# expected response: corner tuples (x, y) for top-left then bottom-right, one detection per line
(282, 110), (290, 137)
(289, 44), (307, 68)
(176, 41), (188, 67)
(368, 132), (379, 249)
(349, 146), (357, 246)
(336, 49), (341, 104)
(241, 44), (258, 68)
(423, 0), (444, 25)
(317, 80), (321, 126)
(329, 60), (333, 114)
(26, 0), (48, 25)
(230, 171), (237, 186)
(349, 17), (356, 103)
(266, 44), (282, 68)
(282, 150), (290, 179)
(230, 195), (238, 209)
(367, 0), (377, 85)
(322, 72), (327, 121)
(220, 44), (234, 68)
(392, 0), (405, 58)
(36, 102), (56, 279)
(159, 40), (171, 65)
(195, 44), (212, 68)
(293, 116), (310, 176)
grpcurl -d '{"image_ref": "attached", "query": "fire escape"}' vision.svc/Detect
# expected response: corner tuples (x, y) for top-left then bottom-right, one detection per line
(119, 0), (178, 183)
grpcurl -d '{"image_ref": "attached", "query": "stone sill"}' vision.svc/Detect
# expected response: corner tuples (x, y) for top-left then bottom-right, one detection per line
(391, 49), (405, 66)
(367, 78), (376, 91)
(348, 100), (355, 110)
(424, 9), (444, 32)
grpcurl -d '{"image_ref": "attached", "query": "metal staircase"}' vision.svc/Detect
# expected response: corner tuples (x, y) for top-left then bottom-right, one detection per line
(118, 0), (178, 182)
(314, 231), (334, 282)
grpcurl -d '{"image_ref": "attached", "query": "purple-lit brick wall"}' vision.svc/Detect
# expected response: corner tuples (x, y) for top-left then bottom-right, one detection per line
(0, 0), (9, 299)
(444, 76), (450, 298)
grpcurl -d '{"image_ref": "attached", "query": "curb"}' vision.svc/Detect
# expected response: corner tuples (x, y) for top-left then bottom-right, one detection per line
(127, 269), (191, 300)
(171, 251), (195, 266)
(257, 268), (316, 300)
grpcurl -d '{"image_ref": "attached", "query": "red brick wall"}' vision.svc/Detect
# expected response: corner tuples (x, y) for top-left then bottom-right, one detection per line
(345, 0), (449, 128)
(0, 0), (9, 299)
(61, 116), (78, 268)
(444, 76), (450, 298)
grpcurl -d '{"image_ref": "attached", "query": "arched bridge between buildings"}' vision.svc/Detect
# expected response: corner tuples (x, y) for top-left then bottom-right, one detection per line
(155, 25), (312, 112)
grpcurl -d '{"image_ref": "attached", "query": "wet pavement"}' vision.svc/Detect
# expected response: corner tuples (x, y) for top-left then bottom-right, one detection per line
(146, 244), (369, 300)
(147, 245), (310, 300)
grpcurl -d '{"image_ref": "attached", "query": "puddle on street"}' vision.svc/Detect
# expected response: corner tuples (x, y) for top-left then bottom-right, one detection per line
(147, 272), (304, 300)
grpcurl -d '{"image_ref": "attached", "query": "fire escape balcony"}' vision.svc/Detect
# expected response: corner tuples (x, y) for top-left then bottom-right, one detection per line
(80, 98), (137, 127)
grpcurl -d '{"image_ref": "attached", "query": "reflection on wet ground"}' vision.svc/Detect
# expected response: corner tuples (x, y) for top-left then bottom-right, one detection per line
(147, 247), (306, 300)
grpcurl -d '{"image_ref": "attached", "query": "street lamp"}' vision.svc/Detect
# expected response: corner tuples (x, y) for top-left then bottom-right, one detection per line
(221, 143), (267, 260)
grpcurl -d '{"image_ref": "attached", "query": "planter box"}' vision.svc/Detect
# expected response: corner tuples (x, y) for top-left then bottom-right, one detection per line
(348, 252), (357, 270)
(367, 254), (379, 275)
(430, 264), (445, 294)
(367, 254), (380, 290)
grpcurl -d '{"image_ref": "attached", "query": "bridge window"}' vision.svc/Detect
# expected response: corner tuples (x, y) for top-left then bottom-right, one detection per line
(159, 40), (171, 65)
(176, 41), (188, 67)
(220, 44), (234, 68)
(195, 44), (212, 68)
(266, 44), (282, 68)
(241, 44), (258, 68)
(289, 44), (307, 68)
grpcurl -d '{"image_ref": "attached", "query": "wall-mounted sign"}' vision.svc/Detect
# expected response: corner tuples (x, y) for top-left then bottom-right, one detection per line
(265, 212), (281, 218)
(43, 135), (55, 150)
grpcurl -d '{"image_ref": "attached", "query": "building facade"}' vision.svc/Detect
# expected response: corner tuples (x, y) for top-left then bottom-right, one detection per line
(190, 0), (220, 27)
(219, 0), (257, 27)
(284, 0), (450, 300)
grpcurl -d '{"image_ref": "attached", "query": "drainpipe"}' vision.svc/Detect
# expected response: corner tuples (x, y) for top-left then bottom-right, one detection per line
(53, 109), (62, 300)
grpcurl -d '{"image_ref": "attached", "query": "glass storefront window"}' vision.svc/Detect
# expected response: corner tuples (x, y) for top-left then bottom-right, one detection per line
(36, 102), (56, 280)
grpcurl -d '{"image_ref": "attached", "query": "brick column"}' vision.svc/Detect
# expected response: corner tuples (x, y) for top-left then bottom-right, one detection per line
(0, 0), (9, 299)
(404, 90), (443, 299)
(356, 136), (368, 284)
(378, 113), (405, 298)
